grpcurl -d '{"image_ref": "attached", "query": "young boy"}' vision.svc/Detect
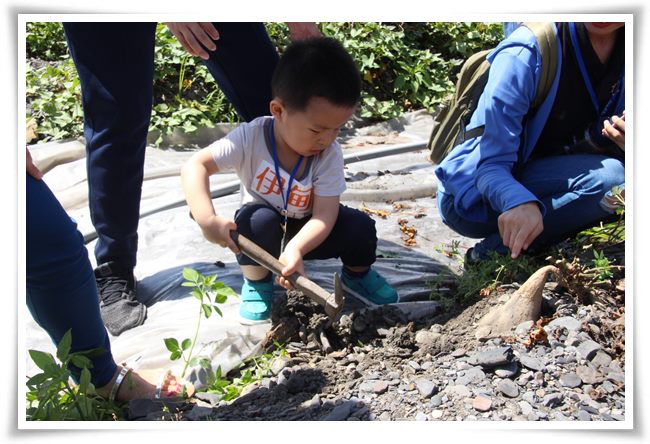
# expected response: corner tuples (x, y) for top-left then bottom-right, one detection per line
(181, 37), (398, 324)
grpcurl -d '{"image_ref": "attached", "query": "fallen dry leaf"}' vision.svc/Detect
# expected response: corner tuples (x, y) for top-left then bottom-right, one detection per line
(359, 203), (390, 219)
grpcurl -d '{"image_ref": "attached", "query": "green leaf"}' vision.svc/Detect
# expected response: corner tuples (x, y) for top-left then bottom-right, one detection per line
(56, 330), (72, 362)
(69, 354), (93, 369)
(213, 305), (223, 317)
(181, 338), (192, 351)
(29, 350), (56, 371)
(164, 337), (180, 352)
(170, 351), (182, 361)
(202, 304), (212, 318)
(78, 367), (91, 394)
(182, 267), (199, 283)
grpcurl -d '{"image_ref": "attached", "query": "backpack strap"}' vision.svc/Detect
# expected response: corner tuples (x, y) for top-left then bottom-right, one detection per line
(523, 22), (558, 109)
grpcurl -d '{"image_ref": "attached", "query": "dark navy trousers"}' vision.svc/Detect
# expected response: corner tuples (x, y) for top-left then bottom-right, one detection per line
(26, 175), (116, 387)
(234, 204), (378, 268)
(63, 22), (279, 271)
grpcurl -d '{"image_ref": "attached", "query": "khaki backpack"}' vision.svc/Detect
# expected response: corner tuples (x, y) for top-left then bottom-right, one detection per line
(428, 22), (558, 164)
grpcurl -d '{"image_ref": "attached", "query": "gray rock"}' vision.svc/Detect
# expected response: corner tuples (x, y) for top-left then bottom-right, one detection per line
(322, 401), (355, 421)
(522, 391), (537, 405)
(408, 360), (421, 371)
(546, 316), (582, 332)
(270, 357), (289, 376)
(606, 371), (625, 384)
(194, 392), (222, 406)
(576, 365), (604, 384)
(184, 405), (215, 421)
(429, 395), (443, 407)
(518, 400), (534, 415)
(497, 379), (520, 398)
(415, 412), (429, 421)
(445, 384), (472, 399)
(455, 367), (486, 386)
(415, 330), (441, 346)
(451, 348), (467, 358)
(494, 361), (519, 378)
(591, 350), (612, 368)
(415, 378), (437, 398)
(467, 346), (513, 367)
(577, 340), (602, 360)
(577, 410), (592, 421)
(559, 372), (583, 388)
(515, 320), (535, 336)
(600, 380), (617, 394)
(542, 392), (564, 407)
(519, 354), (544, 371)
(554, 412), (570, 421)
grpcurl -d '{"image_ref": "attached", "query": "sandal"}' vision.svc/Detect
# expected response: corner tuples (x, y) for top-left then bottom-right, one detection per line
(107, 366), (195, 402)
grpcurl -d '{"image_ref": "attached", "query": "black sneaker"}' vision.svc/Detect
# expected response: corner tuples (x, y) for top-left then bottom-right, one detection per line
(463, 247), (481, 270)
(94, 261), (147, 336)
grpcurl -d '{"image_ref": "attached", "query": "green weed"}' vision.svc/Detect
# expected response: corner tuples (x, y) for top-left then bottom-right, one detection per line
(26, 330), (121, 421)
(164, 268), (237, 378)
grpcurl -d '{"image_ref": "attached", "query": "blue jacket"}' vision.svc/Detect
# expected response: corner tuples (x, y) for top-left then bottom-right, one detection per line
(434, 23), (625, 223)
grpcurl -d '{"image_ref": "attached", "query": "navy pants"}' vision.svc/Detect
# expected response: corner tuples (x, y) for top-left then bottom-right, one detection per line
(234, 204), (377, 268)
(63, 22), (279, 271)
(437, 154), (625, 257)
(26, 175), (116, 387)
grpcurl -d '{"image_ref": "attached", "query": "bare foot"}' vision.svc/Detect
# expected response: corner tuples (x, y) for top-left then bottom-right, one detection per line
(95, 367), (195, 402)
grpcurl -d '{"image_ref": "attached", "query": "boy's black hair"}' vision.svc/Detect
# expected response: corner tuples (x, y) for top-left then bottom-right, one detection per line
(271, 37), (361, 111)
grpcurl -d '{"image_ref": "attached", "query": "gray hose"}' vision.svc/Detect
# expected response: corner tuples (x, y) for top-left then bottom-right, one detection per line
(83, 141), (429, 244)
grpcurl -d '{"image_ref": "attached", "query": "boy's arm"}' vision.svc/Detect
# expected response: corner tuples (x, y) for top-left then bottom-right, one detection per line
(278, 195), (340, 281)
(180, 148), (239, 252)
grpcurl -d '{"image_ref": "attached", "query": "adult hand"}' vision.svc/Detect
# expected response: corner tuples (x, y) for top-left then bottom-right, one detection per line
(165, 22), (220, 60)
(198, 215), (240, 253)
(286, 22), (321, 41)
(277, 247), (305, 290)
(26, 147), (43, 180)
(602, 110), (625, 151)
(497, 202), (543, 259)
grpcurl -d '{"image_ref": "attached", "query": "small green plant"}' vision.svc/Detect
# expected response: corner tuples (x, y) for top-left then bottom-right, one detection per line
(164, 268), (237, 378)
(430, 251), (542, 309)
(591, 249), (614, 282)
(435, 239), (463, 262)
(26, 330), (120, 421)
(203, 342), (288, 401)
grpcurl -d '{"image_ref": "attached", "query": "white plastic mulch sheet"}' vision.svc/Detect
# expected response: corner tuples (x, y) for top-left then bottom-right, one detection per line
(24, 111), (470, 387)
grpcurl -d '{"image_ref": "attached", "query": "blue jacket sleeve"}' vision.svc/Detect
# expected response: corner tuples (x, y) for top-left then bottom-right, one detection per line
(474, 46), (547, 216)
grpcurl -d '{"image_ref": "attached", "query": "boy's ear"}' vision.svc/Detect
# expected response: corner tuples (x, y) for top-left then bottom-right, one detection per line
(269, 99), (285, 120)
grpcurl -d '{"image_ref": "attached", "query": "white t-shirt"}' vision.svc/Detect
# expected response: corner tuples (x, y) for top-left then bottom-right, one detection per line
(208, 116), (347, 219)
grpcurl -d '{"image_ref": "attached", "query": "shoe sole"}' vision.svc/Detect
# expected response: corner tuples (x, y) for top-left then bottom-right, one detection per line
(340, 281), (399, 306)
(238, 315), (271, 326)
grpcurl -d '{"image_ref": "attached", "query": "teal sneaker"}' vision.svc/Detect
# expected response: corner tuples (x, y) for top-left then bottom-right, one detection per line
(340, 268), (398, 305)
(239, 278), (273, 325)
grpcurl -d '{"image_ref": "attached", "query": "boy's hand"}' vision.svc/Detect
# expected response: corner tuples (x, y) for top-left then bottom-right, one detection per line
(198, 215), (240, 253)
(602, 110), (625, 150)
(165, 22), (220, 60)
(276, 247), (305, 290)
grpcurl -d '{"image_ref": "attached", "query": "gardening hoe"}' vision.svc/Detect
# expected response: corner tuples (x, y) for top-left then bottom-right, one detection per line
(229, 231), (345, 320)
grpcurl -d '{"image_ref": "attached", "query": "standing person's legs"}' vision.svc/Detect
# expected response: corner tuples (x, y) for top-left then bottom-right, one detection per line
(26, 175), (116, 388)
(63, 22), (156, 334)
(203, 22), (279, 122)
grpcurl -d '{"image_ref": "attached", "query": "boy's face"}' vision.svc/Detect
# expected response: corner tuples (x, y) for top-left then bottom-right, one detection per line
(271, 97), (356, 157)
